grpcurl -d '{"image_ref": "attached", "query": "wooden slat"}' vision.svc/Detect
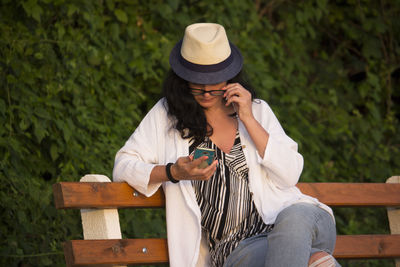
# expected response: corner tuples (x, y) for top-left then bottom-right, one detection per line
(334, 235), (400, 258)
(64, 239), (168, 266)
(297, 183), (400, 206)
(53, 182), (165, 209)
(63, 235), (400, 266)
(53, 182), (400, 209)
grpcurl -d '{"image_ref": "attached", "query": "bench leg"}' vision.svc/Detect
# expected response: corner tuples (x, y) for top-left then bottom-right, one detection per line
(80, 174), (126, 267)
(387, 176), (400, 267)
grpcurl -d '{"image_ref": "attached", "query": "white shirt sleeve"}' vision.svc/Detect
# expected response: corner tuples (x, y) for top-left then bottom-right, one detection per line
(253, 100), (304, 188)
(112, 101), (166, 196)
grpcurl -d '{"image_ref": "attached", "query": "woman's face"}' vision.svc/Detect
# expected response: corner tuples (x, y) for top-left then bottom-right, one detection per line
(188, 81), (227, 109)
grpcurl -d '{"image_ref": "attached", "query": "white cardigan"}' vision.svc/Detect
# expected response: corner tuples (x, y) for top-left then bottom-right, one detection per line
(113, 98), (333, 267)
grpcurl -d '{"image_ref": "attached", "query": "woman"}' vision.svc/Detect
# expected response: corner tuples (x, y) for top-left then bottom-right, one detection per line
(113, 23), (340, 267)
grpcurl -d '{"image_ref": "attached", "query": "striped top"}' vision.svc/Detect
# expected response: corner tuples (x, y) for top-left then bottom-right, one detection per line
(190, 131), (273, 266)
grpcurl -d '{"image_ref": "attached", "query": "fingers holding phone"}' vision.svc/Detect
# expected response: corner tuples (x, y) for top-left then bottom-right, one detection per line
(171, 150), (217, 181)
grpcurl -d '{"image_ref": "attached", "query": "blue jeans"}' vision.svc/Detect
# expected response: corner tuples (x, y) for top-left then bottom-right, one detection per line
(223, 203), (341, 267)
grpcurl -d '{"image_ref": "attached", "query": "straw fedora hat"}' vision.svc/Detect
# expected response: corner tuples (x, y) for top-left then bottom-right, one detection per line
(169, 23), (243, 84)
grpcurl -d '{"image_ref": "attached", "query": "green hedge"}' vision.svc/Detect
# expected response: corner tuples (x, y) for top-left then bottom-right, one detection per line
(1, 0), (399, 266)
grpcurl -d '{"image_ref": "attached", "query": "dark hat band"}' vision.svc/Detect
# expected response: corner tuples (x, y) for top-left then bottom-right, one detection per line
(178, 51), (234, 73)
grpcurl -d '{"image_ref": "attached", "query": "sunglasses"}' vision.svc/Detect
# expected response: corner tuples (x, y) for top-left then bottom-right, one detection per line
(189, 88), (226, 96)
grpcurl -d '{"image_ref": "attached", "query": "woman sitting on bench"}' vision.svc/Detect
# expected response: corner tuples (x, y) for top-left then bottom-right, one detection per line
(113, 23), (340, 267)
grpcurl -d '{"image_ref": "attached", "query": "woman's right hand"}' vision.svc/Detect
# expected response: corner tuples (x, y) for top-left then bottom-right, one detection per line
(170, 155), (217, 181)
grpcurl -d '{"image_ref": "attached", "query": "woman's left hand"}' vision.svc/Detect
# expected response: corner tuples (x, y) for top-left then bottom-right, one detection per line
(223, 83), (253, 121)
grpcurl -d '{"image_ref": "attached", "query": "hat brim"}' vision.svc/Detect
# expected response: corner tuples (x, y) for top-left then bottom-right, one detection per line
(169, 40), (243, 84)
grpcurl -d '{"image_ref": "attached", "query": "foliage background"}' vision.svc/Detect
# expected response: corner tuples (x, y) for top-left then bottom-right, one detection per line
(1, 0), (399, 266)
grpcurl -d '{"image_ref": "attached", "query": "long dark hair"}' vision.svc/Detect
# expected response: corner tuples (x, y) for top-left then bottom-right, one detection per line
(162, 69), (256, 146)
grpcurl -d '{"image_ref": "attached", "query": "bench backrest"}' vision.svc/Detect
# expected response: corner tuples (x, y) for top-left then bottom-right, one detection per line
(53, 182), (400, 209)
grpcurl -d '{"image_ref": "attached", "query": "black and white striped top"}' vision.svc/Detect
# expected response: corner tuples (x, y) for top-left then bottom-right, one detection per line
(190, 131), (273, 267)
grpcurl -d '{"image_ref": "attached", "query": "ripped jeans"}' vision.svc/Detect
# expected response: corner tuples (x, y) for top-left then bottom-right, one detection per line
(223, 203), (341, 267)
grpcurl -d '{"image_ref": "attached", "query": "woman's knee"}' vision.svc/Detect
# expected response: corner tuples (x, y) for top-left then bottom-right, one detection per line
(273, 203), (321, 234)
(270, 203), (337, 248)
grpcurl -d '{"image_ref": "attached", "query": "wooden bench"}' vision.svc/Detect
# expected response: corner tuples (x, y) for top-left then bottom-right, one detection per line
(53, 175), (400, 266)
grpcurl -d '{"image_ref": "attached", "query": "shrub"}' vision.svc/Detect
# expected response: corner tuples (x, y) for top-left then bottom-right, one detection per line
(1, 0), (399, 266)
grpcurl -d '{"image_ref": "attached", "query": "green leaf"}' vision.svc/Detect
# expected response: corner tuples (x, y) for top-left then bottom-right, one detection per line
(106, 0), (115, 11)
(50, 144), (58, 161)
(57, 23), (65, 39)
(114, 9), (128, 23)
(34, 52), (43, 59)
(31, 4), (43, 22)
(67, 4), (78, 17)
(19, 118), (30, 131)
(33, 121), (47, 143)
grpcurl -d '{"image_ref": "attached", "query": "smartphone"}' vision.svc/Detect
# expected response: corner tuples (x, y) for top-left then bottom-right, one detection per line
(194, 147), (215, 169)
(223, 94), (238, 117)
